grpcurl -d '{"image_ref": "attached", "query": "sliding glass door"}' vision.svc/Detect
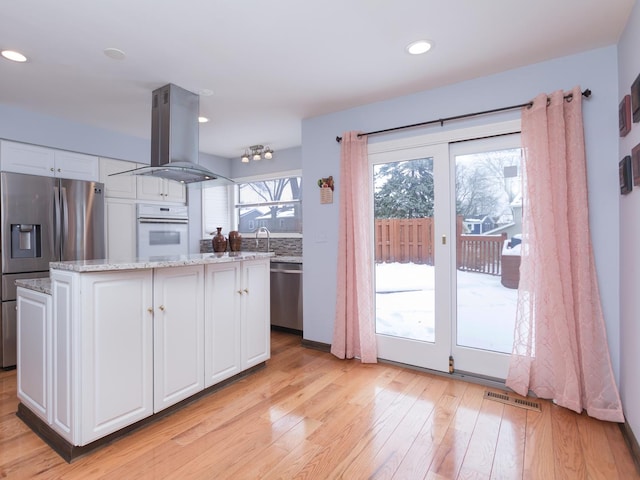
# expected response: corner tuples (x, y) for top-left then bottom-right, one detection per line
(372, 143), (451, 372)
(371, 127), (522, 380)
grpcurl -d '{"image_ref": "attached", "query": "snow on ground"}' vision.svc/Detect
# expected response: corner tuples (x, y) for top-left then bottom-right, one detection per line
(375, 262), (517, 353)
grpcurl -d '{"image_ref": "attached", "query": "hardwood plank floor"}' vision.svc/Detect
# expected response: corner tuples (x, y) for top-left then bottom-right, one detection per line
(0, 330), (638, 479)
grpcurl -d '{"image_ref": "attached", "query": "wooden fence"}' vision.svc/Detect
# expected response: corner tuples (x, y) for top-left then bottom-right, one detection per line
(374, 217), (507, 276)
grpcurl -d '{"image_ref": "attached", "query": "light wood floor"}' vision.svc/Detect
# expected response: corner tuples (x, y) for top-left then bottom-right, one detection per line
(1, 331), (638, 479)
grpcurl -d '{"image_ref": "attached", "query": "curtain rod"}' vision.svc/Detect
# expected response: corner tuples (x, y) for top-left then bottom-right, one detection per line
(335, 88), (591, 143)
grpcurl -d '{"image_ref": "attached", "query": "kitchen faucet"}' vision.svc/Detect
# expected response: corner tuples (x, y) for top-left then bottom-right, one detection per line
(255, 226), (270, 252)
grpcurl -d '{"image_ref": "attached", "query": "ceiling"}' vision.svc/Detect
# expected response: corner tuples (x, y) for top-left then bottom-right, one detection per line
(0, 0), (635, 159)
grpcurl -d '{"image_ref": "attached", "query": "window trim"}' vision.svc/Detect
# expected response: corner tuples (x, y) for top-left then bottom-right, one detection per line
(233, 170), (303, 238)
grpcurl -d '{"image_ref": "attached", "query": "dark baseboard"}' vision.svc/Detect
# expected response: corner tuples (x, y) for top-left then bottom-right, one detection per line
(620, 420), (640, 474)
(301, 339), (331, 353)
(16, 362), (265, 463)
(270, 325), (302, 336)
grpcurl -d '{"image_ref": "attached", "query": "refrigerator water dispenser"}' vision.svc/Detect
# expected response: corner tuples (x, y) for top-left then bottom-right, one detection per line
(11, 224), (42, 258)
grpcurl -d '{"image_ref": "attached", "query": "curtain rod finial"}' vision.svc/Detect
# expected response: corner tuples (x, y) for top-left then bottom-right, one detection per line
(336, 136), (342, 143)
(583, 88), (591, 98)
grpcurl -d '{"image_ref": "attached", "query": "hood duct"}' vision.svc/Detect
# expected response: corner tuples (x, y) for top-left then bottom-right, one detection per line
(110, 83), (233, 186)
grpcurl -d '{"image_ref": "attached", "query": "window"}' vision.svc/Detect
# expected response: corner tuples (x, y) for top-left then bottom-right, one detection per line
(202, 184), (232, 236)
(201, 174), (302, 238)
(236, 176), (302, 234)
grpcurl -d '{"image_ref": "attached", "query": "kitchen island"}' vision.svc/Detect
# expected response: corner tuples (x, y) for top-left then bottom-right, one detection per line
(15, 252), (272, 462)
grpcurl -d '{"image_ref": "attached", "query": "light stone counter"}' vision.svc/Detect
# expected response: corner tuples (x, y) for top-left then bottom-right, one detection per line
(16, 277), (52, 295)
(49, 251), (274, 273)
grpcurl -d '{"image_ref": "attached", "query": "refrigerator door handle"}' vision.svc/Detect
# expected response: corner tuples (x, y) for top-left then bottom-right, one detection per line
(61, 186), (69, 255)
(53, 185), (61, 257)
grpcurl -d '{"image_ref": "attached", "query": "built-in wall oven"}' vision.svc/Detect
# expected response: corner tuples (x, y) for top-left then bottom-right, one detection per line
(137, 204), (189, 258)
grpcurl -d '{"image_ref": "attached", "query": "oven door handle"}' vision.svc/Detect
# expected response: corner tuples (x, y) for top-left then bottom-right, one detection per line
(138, 218), (188, 225)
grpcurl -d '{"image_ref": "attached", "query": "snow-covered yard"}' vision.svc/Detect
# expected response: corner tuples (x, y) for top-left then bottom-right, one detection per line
(375, 262), (518, 353)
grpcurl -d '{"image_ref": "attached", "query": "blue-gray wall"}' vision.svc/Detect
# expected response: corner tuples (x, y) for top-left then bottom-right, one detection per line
(618, 0), (640, 448)
(301, 47), (621, 388)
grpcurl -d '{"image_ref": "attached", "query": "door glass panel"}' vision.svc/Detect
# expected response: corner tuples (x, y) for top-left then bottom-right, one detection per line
(374, 157), (435, 343)
(455, 148), (522, 353)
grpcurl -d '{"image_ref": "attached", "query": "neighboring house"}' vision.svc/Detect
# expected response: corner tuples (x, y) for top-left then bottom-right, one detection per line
(463, 215), (497, 234)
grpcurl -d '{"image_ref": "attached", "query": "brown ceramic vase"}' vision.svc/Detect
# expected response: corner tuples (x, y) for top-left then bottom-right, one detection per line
(228, 230), (242, 251)
(212, 227), (228, 252)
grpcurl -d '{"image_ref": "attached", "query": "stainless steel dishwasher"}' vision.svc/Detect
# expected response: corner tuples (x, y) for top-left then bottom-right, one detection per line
(270, 261), (303, 333)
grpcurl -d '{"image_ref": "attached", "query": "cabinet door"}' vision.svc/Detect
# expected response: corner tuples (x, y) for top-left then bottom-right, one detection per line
(0, 140), (55, 176)
(153, 266), (204, 412)
(137, 176), (186, 203)
(241, 259), (270, 369)
(105, 198), (137, 260)
(79, 270), (153, 445)
(163, 179), (186, 203)
(50, 271), (75, 442)
(100, 158), (137, 198)
(17, 287), (52, 424)
(53, 150), (99, 181)
(136, 176), (165, 201)
(204, 263), (241, 386)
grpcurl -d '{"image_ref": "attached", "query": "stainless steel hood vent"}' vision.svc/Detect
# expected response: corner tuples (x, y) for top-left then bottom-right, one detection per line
(109, 83), (233, 186)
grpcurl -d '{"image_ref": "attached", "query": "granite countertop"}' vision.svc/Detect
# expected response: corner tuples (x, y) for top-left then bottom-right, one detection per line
(271, 255), (302, 264)
(50, 252), (275, 273)
(16, 278), (52, 295)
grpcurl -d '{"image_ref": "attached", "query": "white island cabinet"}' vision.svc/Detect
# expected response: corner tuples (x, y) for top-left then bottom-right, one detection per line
(17, 252), (272, 461)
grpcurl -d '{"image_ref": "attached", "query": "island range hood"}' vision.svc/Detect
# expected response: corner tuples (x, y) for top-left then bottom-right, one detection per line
(110, 83), (233, 185)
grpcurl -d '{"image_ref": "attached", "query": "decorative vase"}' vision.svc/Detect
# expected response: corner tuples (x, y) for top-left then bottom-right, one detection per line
(212, 227), (227, 252)
(228, 230), (242, 252)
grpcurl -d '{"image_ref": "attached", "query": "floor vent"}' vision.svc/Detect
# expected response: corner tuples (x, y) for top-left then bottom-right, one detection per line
(484, 390), (541, 412)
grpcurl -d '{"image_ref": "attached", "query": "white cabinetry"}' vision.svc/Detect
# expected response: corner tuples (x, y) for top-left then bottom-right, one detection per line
(137, 176), (186, 203)
(153, 266), (204, 412)
(204, 258), (270, 386)
(0, 140), (99, 181)
(77, 270), (154, 445)
(16, 287), (51, 424)
(204, 263), (241, 386)
(99, 157), (137, 199)
(241, 260), (270, 369)
(105, 198), (137, 259)
(23, 256), (269, 452)
(51, 269), (155, 445)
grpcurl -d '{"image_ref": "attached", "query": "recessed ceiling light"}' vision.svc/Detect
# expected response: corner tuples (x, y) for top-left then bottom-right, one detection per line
(1, 50), (27, 62)
(103, 48), (126, 60)
(406, 40), (433, 55)
(198, 116), (209, 123)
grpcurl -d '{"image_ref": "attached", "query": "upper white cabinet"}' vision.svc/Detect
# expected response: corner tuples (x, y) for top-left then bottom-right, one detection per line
(54, 150), (100, 181)
(99, 157), (186, 204)
(0, 140), (99, 181)
(99, 157), (137, 199)
(137, 176), (186, 203)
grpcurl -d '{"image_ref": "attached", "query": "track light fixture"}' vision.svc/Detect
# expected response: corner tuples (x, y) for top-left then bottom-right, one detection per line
(241, 145), (274, 163)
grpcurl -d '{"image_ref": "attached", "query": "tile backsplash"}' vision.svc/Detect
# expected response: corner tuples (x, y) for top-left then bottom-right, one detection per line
(200, 236), (302, 256)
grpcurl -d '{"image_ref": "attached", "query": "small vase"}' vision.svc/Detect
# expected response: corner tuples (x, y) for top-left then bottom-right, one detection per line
(228, 230), (242, 252)
(212, 227), (227, 252)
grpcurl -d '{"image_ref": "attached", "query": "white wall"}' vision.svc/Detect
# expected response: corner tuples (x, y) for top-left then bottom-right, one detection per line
(301, 47), (622, 388)
(618, 0), (640, 444)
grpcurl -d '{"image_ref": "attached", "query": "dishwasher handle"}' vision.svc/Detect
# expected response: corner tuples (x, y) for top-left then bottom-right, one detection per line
(270, 268), (302, 274)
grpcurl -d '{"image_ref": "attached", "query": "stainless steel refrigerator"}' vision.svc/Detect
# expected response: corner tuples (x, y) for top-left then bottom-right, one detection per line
(0, 171), (105, 368)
